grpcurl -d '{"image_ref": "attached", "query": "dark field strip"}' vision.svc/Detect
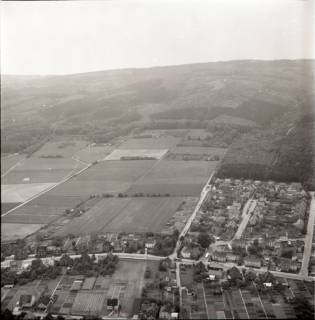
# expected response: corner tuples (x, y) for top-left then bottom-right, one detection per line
(1, 202), (21, 214)
(2, 213), (60, 224)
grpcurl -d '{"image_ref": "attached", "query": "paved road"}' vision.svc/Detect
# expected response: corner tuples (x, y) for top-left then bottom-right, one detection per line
(300, 192), (315, 277)
(233, 199), (257, 240)
(3, 250), (314, 284)
(170, 171), (214, 259)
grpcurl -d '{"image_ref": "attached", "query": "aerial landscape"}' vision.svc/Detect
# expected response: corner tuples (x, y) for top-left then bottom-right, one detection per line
(1, 1), (315, 319)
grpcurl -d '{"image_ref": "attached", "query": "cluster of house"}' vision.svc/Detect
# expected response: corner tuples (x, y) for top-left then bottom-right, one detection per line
(190, 178), (255, 239)
(137, 300), (178, 320)
(160, 199), (195, 236)
(136, 259), (179, 320)
(180, 179), (256, 259)
(32, 233), (162, 258)
(208, 237), (304, 273)
(244, 181), (309, 239)
(8, 285), (56, 318)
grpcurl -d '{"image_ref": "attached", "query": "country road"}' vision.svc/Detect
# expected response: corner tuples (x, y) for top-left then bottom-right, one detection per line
(300, 192), (315, 277)
(3, 251), (314, 283)
(169, 170), (214, 259)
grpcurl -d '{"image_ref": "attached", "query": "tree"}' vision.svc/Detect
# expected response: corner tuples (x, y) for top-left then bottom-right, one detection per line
(172, 229), (180, 240)
(197, 232), (212, 249)
(1, 309), (14, 320)
(43, 314), (54, 320)
(36, 233), (44, 242)
(52, 236), (64, 247)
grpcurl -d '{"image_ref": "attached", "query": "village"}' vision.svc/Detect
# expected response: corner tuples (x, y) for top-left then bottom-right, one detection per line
(180, 179), (311, 275)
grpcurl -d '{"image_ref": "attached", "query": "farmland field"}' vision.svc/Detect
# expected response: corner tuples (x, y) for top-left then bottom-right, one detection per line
(168, 146), (227, 156)
(1, 202), (21, 214)
(54, 197), (186, 236)
(1, 194), (84, 226)
(2, 158), (85, 184)
(72, 292), (105, 315)
(126, 160), (218, 196)
(1, 183), (56, 203)
(1, 154), (26, 176)
(73, 144), (114, 163)
(2, 207), (64, 224)
(47, 160), (157, 197)
(104, 148), (168, 160)
(32, 140), (89, 158)
(1, 160), (158, 237)
(140, 129), (189, 138)
(118, 137), (180, 149)
(1, 223), (44, 241)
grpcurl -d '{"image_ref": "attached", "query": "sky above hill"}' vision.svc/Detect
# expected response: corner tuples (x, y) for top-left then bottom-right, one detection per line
(1, 0), (314, 75)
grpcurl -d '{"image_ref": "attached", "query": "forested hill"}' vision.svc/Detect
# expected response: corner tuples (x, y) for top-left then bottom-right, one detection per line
(217, 95), (315, 190)
(1, 60), (314, 188)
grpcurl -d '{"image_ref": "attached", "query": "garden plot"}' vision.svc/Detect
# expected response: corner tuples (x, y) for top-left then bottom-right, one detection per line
(72, 292), (105, 316)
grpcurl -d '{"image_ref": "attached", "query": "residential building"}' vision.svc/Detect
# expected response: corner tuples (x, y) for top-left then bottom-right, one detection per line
(244, 256), (261, 268)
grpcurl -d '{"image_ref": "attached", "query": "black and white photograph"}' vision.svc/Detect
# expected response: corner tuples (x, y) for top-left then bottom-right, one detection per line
(1, 0), (315, 319)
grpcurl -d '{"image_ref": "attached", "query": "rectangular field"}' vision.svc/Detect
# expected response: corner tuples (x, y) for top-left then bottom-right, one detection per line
(54, 197), (186, 236)
(72, 292), (105, 315)
(104, 149), (168, 160)
(169, 146), (227, 156)
(1, 183), (56, 203)
(110, 260), (146, 316)
(47, 160), (157, 197)
(2, 158), (83, 184)
(73, 145), (113, 163)
(117, 137), (180, 149)
(126, 160), (218, 196)
(1, 154), (26, 175)
(1, 223), (44, 241)
(1, 202), (21, 214)
(32, 140), (88, 158)
(1, 194), (84, 225)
